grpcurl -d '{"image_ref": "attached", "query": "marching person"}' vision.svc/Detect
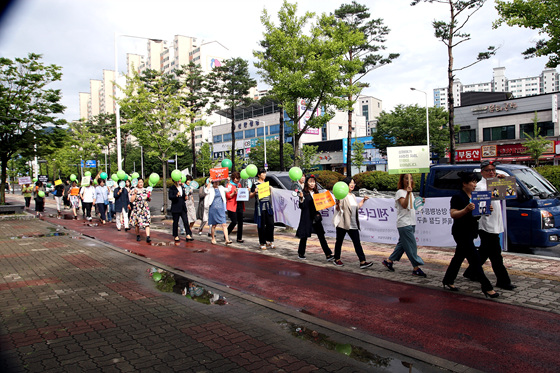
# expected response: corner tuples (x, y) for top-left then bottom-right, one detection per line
(296, 174), (334, 261)
(114, 180), (130, 231)
(184, 176), (197, 232)
(69, 181), (80, 220)
(226, 172), (245, 243)
(197, 183), (209, 236)
(463, 160), (516, 290)
(33, 181), (45, 219)
(333, 177), (373, 269)
(22, 183), (33, 210)
(129, 178), (152, 242)
(94, 178), (108, 224)
(205, 178), (231, 245)
(250, 169), (275, 250)
(442, 171), (499, 299)
(382, 173), (426, 277)
(169, 178), (194, 242)
(80, 179), (96, 221)
(53, 181), (64, 218)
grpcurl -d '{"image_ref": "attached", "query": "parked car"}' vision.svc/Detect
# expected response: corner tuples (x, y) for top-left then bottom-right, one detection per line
(420, 164), (560, 247)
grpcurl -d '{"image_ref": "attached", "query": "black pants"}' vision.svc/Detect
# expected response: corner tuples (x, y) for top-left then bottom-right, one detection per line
(24, 197), (31, 208)
(334, 227), (366, 262)
(464, 230), (512, 287)
(96, 203), (106, 221)
(443, 235), (494, 292)
(257, 210), (274, 245)
(298, 224), (333, 258)
(172, 211), (192, 238)
(83, 202), (93, 219)
(227, 206), (244, 241)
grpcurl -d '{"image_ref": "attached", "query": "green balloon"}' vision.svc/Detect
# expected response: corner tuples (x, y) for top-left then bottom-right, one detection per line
(38, 191), (45, 198)
(84, 171), (91, 177)
(240, 169), (249, 180)
(221, 158), (232, 170)
(70, 174), (76, 182)
(289, 167), (303, 182)
(46, 182), (52, 188)
(33, 177), (38, 183)
(111, 174), (119, 182)
(100, 172), (108, 180)
(93, 179), (98, 185)
(171, 169), (182, 182)
(332, 181), (349, 200)
(123, 174), (129, 181)
(181, 174), (187, 183)
(246, 164), (258, 178)
(131, 172), (140, 180)
(149, 173), (160, 185)
(152, 272), (162, 282)
(117, 170), (126, 180)
(335, 343), (352, 356)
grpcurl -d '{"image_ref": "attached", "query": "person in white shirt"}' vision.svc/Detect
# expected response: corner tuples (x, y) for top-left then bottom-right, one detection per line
(382, 174), (426, 277)
(80, 180), (96, 221)
(463, 160), (516, 290)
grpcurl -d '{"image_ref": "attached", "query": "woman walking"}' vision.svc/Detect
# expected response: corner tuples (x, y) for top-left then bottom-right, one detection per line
(114, 180), (130, 231)
(33, 181), (45, 218)
(226, 172), (245, 243)
(250, 169), (274, 250)
(94, 178), (109, 224)
(69, 181), (80, 220)
(169, 179), (194, 242)
(204, 178), (231, 245)
(80, 179), (95, 221)
(442, 171), (499, 299)
(22, 183), (33, 210)
(129, 178), (152, 242)
(185, 176), (197, 232)
(333, 177), (373, 269)
(197, 184), (208, 235)
(382, 174), (426, 277)
(54, 182), (64, 218)
(296, 175), (334, 261)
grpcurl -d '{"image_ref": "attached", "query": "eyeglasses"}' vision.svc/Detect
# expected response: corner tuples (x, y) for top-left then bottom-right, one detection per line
(481, 160), (500, 169)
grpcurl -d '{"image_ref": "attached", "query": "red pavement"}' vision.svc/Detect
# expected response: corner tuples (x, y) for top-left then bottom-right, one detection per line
(40, 213), (560, 373)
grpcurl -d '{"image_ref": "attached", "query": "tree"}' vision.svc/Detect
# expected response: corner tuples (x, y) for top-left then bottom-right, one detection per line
(247, 138), (294, 171)
(214, 58), (256, 172)
(494, 0), (560, 68)
(523, 112), (551, 166)
(254, 1), (362, 166)
(351, 139), (366, 173)
(333, 1), (399, 176)
(0, 53), (65, 204)
(196, 142), (214, 177)
(178, 62), (218, 177)
(299, 144), (319, 173)
(411, 0), (496, 164)
(118, 68), (189, 213)
(372, 104), (450, 156)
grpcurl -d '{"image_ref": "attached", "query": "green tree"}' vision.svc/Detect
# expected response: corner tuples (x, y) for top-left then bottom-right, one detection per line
(494, 0), (560, 68)
(213, 58), (256, 172)
(523, 112), (551, 166)
(372, 104), (450, 156)
(299, 144), (319, 173)
(196, 142), (214, 177)
(0, 53), (66, 204)
(254, 1), (362, 166)
(247, 138), (294, 171)
(351, 139), (366, 173)
(178, 62), (218, 177)
(118, 68), (190, 212)
(333, 1), (399, 176)
(411, 0), (496, 164)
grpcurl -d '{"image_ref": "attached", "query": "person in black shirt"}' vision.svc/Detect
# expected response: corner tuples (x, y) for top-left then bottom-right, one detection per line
(442, 171), (499, 299)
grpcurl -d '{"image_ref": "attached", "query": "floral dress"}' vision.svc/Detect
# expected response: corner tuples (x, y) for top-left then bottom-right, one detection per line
(130, 188), (151, 228)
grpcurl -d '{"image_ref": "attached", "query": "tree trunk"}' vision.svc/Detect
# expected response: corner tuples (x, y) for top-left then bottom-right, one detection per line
(231, 106), (236, 172)
(162, 157), (168, 216)
(191, 124), (197, 178)
(448, 5), (456, 164)
(0, 154), (7, 204)
(279, 105), (285, 171)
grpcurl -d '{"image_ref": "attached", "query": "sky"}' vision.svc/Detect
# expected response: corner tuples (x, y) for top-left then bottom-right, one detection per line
(0, 0), (552, 122)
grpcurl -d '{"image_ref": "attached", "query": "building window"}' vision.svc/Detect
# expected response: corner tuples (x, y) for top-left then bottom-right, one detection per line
(257, 127), (268, 137)
(245, 129), (255, 138)
(456, 129), (476, 143)
(362, 105), (369, 121)
(235, 131), (243, 140)
(338, 126), (343, 131)
(213, 135), (222, 143)
(483, 125), (515, 141)
(520, 121), (554, 138)
(269, 124), (280, 135)
(223, 133), (232, 142)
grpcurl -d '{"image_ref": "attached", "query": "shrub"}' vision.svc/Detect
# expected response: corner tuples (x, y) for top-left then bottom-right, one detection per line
(353, 171), (421, 191)
(536, 166), (560, 191)
(313, 170), (344, 190)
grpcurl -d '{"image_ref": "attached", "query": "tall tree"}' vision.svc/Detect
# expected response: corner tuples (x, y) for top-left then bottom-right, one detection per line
(247, 138), (294, 171)
(372, 104), (450, 156)
(494, 0), (560, 68)
(254, 1), (363, 166)
(333, 1), (399, 176)
(351, 139), (366, 174)
(523, 112), (551, 166)
(300, 144), (319, 173)
(411, 0), (496, 164)
(118, 68), (189, 213)
(214, 58), (256, 172)
(196, 142), (214, 177)
(0, 53), (65, 204)
(178, 62), (218, 178)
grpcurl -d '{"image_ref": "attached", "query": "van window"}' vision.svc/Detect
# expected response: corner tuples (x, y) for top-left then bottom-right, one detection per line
(511, 168), (558, 198)
(433, 169), (465, 191)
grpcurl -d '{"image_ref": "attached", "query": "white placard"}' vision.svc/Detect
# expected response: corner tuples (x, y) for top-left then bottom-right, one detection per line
(387, 145), (430, 175)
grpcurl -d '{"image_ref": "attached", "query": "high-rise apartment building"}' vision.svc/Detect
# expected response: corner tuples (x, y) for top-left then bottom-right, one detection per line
(434, 67), (559, 108)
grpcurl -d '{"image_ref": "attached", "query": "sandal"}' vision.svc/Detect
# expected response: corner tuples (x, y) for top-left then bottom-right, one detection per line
(225, 240), (233, 245)
(211, 240), (217, 245)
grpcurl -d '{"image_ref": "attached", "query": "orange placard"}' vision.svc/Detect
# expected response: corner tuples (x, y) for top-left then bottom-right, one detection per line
(313, 191), (335, 211)
(210, 167), (229, 181)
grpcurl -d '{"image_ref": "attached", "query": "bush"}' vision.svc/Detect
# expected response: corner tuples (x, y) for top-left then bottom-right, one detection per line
(352, 171), (421, 192)
(536, 166), (560, 191)
(313, 170), (344, 190)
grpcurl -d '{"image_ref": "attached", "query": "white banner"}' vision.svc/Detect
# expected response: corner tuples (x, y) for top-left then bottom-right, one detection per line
(271, 188), (455, 247)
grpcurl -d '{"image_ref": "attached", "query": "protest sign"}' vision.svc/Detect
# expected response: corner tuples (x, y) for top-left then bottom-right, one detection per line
(257, 181), (270, 199)
(313, 191), (336, 211)
(387, 145), (430, 175)
(81, 176), (91, 186)
(210, 167), (229, 181)
(487, 176), (516, 200)
(237, 188), (249, 201)
(18, 176), (31, 185)
(472, 191), (492, 216)
(54, 179), (63, 186)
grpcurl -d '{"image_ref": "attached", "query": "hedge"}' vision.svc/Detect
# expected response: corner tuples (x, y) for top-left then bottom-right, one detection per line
(313, 170), (345, 190)
(535, 166), (560, 191)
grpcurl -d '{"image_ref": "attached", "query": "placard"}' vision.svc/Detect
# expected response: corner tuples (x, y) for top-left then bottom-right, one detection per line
(210, 167), (229, 181)
(54, 179), (63, 186)
(487, 176), (516, 200)
(257, 181), (270, 199)
(81, 176), (91, 186)
(18, 176), (32, 185)
(313, 191), (336, 211)
(387, 145), (430, 175)
(237, 188), (249, 201)
(471, 191), (492, 216)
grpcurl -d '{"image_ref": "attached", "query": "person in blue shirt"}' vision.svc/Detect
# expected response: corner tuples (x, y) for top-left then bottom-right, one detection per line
(95, 178), (109, 224)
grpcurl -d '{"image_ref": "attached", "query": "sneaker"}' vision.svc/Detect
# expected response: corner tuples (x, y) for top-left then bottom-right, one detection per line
(360, 261), (373, 269)
(298, 255), (306, 260)
(136, 235), (141, 241)
(198, 231), (202, 236)
(260, 245), (267, 250)
(146, 236), (151, 243)
(412, 268), (427, 277)
(326, 255), (335, 262)
(333, 259), (344, 267)
(382, 260), (395, 272)
(266, 242), (275, 249)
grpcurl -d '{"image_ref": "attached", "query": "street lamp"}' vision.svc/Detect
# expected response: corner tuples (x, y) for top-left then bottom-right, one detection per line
(114, 33), (163, 171)
(258, 121), (267, 171)
(410, 87), (430, 152)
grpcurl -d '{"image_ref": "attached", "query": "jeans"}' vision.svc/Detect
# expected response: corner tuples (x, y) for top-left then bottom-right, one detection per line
(389, 225), (424, 268)
(96, 203), (106, 221)
(107, 202), (115, 222)
(334, 227), (366, 262)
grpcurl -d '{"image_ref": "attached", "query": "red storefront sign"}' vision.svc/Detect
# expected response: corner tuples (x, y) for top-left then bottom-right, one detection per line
(456, 148), (481, 162)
